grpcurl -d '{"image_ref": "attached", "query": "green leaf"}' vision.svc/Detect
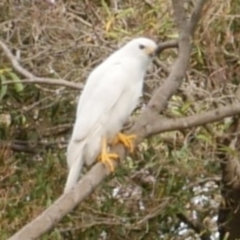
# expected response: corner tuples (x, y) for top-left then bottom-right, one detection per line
(196, 133), (212, 144)
(0, 75), (8, 101)
(0, 68), (11, 75)
(8, 72), (24, 93)
(181, 101), (192, 114)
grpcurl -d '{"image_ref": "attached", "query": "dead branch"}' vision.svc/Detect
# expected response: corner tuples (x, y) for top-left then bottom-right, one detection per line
(0, 40), (82, 90)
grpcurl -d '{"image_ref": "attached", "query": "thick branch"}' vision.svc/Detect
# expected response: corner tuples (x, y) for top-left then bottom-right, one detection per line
(0, 40), (82, 90)
(171, 0), (189, 32)
(146, 103), (240, 137)
(8, 96), (239, 240)
(8, 145), (125, 240)
(131, 0), (206, 135)
(189, 0), (207, 35)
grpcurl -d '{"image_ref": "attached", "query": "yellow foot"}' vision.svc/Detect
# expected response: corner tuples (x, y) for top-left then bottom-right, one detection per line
(112, 133), (136, 153)
(98, 137), (119, 172)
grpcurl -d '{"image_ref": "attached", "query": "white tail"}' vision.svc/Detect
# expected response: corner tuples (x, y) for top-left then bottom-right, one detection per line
(64, 140), (85, 193)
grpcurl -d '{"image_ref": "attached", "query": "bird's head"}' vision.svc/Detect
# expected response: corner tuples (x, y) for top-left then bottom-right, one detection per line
(119, 37), (158, 67)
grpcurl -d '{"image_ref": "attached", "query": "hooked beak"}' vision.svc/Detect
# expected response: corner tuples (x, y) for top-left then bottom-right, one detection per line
(145, 46), (157, 57)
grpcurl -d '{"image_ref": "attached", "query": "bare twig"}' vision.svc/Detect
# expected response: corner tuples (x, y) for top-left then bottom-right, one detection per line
(155, 40), (178, 55)
(0, 38), (177, 90)
(0, 141), (36, 154)
(0, 40), (82, 90)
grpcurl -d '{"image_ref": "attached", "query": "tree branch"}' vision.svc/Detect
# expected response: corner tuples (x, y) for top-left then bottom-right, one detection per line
(131, 0), (206, 136)
(146, 103), (240, 137)
(0, 40), (82, 90)
(0, 141), (36, 154)
(0, 38), (178, 90)
(155, 40), (178, 55)
(189, 0), (207, 35)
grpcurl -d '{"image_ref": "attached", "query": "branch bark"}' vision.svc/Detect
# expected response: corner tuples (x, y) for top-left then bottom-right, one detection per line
(131, 0), (206, 135)
(0, 40), (83, 90)
(8, 98), (240, 240)
(145, 103), (240, 138)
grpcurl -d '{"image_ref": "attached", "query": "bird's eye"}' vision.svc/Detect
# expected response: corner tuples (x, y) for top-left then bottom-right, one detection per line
(139, 44), (145, 49)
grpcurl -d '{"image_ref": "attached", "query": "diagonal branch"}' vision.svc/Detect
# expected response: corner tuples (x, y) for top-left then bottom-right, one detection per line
(171, 0), (189, 32)
(189, 0), (207, 35)
(0, 40), (82, 90)
(131, 0), (206, 137)
(8, 100), (240, 240)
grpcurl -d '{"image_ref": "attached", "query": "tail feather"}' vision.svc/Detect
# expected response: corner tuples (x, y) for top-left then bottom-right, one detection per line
(64, 140), (85, 193)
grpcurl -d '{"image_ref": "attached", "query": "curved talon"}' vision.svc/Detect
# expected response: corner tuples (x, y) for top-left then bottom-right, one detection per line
(112, 132), (136, 153)
(98, 137), (119, 172)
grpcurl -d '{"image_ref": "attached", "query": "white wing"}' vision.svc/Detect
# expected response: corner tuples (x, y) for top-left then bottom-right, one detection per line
(71, 63), (130, 141)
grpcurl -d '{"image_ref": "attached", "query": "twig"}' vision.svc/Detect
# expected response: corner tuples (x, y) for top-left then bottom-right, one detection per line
(0, 40), (82, 90)
(155, 40), (178, 55)
(0, 141), (36, 154)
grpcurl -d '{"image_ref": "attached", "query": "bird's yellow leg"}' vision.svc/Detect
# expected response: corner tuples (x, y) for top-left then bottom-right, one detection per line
(98, 137), (119, 172)
(112, 132), (136, 153)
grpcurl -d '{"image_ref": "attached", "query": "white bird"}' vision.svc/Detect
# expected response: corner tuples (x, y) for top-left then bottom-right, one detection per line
(64, 37), (157, 193)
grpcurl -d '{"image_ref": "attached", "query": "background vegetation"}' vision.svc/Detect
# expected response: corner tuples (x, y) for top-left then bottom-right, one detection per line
(0, 0), (240, 239)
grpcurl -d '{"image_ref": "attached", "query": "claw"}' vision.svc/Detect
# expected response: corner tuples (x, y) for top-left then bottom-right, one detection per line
(112, 133), (136, 153)
(98, 137), (119, 172)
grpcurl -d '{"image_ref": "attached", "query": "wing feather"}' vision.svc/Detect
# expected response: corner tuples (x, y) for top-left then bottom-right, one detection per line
(72, 63), (129, 141)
